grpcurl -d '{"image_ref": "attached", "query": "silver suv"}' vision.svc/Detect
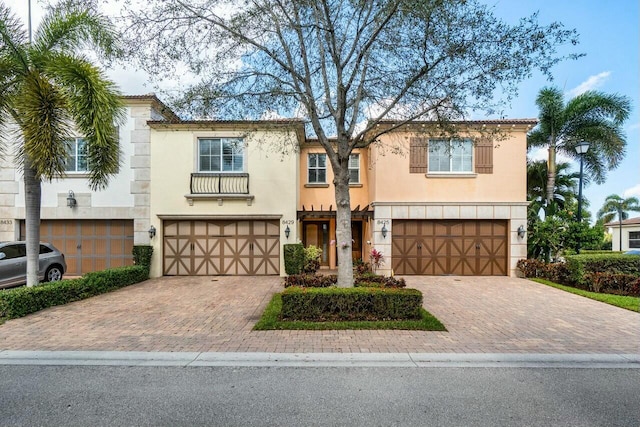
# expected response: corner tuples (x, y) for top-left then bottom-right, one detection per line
(0, 241), (67, 289)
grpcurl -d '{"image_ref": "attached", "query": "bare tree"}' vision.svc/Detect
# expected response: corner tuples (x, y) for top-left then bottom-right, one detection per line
(122, 0), (580, 286)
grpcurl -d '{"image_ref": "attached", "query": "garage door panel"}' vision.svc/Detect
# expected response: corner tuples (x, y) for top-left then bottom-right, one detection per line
(392, 219), (507, 276)
(163, 220), (280, 276)
(21, 219), (133, 276)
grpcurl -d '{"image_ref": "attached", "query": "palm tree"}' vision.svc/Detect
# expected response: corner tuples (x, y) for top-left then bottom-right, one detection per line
(598, 195), (640, 251)
(0, 2), (123, 286)
(528, 87), (631, 204)
(527, 160), (580, 215)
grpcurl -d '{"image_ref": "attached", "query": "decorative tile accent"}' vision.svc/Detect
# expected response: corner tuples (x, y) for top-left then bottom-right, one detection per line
(460, 205), (477, 219)
(408, 205), (426, 219)
(391, 205), (409, 219)
(426, 205), (443, 219)
(443, 205), (460, 219)
(477, 205), (494, 218)
(494, 205), (510, 219)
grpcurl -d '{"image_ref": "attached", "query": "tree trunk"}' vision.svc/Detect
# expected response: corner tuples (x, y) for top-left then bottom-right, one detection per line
(546, 142), (556, 205)
(333, 165), (354, 288)
(24, 160), (42, 287)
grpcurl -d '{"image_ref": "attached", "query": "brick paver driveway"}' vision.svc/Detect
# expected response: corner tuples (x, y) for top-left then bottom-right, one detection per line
(0, 276), (638, 353)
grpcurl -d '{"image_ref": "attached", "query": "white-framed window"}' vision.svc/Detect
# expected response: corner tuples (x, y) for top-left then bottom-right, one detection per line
(198, 138), (244, 172)
(428, 138), (473, 173)
(629, 231), (640, 248)
(348, 154), (360, 183)
(308, 153), (327, 183)
(65, 138), (88, 172)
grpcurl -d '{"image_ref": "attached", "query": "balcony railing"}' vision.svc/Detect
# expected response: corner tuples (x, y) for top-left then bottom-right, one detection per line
(190, 173), (250, 194)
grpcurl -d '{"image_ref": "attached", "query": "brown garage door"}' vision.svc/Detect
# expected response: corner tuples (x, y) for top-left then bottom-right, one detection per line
(163, 219), (280, 276)
(20, 219), (134, 276)
(392, 219), (507, 276)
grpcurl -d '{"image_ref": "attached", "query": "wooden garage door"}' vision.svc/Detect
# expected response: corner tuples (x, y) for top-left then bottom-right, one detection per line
(163, 220), (280, 276)
(392, 220), (507, 276)
(20, 219), (134, 276)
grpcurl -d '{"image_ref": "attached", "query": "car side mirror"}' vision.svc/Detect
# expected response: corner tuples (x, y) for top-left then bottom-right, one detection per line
(0, 253), (6, 260)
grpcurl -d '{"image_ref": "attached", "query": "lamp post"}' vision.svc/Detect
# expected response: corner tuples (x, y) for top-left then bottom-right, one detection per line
(575, 141), (590, 252)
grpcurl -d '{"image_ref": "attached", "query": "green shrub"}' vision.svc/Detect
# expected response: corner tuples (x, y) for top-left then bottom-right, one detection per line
(284, 274), (337, 288)
(283, 243), (305, 275)
(0, 265), (148, 321)
(132, 245), (153, 269)
(302, 245), (322, 274)
(517, 259), (572, 285)
(280, 286), (423, 321)
(353, 259), (371, 275)
(354, 274), (406, 288)
(565, 253), (640, 286)
(583, 272), (640, 295)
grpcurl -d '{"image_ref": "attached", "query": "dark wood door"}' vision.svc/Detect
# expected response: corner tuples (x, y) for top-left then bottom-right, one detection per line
(392, 220), (507, 276)
(163, 220), (280, 276)
(303, 221), (330, 265)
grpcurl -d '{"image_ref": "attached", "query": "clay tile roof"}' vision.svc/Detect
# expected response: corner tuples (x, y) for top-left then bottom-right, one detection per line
(605, 216), (640, 227)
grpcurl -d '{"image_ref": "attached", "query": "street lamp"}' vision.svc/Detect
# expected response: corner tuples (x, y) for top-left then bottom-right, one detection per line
(575, 141), (590, 252)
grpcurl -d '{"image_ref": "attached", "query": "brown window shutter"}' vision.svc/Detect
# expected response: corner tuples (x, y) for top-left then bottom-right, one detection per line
(475, 138), (493, 174)
(410, 137), (428, 173)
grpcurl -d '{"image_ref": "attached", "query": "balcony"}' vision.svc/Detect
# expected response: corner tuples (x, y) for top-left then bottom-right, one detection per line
(186, 173), (254, 206)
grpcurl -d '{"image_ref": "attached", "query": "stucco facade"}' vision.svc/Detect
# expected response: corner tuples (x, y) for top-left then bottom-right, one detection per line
(148, 121), (303, 277)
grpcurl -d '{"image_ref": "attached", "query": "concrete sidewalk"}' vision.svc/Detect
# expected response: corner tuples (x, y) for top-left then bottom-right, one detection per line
(0, 275), (638, 354)
(1, 350), (639, 368)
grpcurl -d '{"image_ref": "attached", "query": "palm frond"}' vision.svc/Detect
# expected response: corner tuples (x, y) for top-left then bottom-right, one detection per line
(45, 52), (124, 190)
(32, 0), (121, 62)
(14, 71), (73, 180)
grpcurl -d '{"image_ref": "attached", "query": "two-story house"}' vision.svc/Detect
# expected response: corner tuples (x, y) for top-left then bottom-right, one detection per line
(0, 95), (176, 276)
(1, 92), (534, 279)
(298, 120), (535, 277)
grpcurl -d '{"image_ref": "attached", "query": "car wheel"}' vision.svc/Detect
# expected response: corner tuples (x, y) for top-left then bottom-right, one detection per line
(45, 265), (63, 282)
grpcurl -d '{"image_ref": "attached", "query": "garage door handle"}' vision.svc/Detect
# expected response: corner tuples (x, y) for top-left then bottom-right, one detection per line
(417, 244), (422, 249)
(77, 244), (81, 249)
(476, 244), (480, 249)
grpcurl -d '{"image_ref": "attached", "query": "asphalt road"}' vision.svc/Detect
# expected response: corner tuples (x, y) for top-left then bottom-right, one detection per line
(1, 365), (639, 426)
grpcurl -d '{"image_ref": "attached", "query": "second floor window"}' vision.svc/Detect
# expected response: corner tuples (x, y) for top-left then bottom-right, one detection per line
(428, 139), (473, 173)
(199, 138), (244, 172)
(348, 154), (360, 183)
(308, 153), (327, 183)
(65, 138), (88, 172)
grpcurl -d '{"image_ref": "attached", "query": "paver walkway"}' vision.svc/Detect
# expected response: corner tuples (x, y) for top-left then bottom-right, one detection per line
(0, 276), (638, 353)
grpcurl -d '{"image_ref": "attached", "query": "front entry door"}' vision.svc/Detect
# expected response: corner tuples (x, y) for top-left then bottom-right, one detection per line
(303, 221), (330, 266)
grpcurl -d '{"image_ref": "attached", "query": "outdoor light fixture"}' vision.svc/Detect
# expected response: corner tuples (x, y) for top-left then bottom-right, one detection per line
(285, 225), (291, 239)
(517, 225), (526, 239)
(381, 224), (388, 239)
(66, 190), (76, 208)
(148, 225), (156, 239)
(575, 141), (590, 253)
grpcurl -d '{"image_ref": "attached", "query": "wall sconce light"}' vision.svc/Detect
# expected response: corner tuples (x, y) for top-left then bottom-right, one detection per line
(66, 190), (77, 208)
(381, 224), (388, 239)
(517, 225), (526, 239)
(285, 225), (291, 239)
(148, 225), (156, 239)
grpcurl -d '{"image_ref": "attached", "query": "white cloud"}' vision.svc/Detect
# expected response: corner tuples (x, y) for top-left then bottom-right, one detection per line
(528, 147), (573, 164)
(567, 72), (611, 98)
(623, 184), (640, 199)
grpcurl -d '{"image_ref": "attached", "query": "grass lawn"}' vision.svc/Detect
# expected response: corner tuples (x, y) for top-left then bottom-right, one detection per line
(253, 293), (447, 331)
(532, 278), (640, 312)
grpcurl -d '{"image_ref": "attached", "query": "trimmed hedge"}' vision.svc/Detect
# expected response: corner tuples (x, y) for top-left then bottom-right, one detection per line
(354, 274), (406, 288)
(280, 286), (423, 321)
(565, 253), (640, 286)
(584, 272), (640, 296)
(284, 274), (337, 288)
(132, 245), (153, 269)
(284, 243), (305, 275)
(0, 265), (149, 321)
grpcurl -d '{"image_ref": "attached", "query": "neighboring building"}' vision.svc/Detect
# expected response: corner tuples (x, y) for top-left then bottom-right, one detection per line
(1, 93), (535, 278)
(605, 217), (640, 251)
(147, 119), (304, 278)
(0, 95), (176, 275)
(299, 120), (535, 277)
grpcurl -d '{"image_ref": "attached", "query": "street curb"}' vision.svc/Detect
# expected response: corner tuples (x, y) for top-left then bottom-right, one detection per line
(0, 351), (639, 368)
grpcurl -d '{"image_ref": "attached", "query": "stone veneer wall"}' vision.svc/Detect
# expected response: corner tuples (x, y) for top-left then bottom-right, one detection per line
(371, 202), (528, 277)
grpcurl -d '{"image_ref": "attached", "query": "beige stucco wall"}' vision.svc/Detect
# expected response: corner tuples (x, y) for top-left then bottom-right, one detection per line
(149, 125), (299, 277)
(370, 126), (529, 202)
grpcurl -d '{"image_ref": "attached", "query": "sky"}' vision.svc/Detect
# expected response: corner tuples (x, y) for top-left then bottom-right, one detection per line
(8, 0), (640, 222)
